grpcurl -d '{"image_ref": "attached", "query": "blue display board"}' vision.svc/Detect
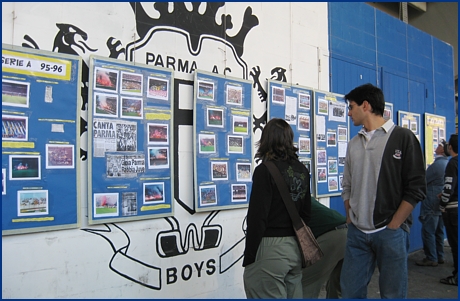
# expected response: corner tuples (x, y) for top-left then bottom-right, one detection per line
(2, 44), (82, 235)
(194, 70), (253, 212)
(398, 110), (421, 141)
(88, 56), (174, 224)
(267, 80), (314, 191)
(312, 90), (349, 198)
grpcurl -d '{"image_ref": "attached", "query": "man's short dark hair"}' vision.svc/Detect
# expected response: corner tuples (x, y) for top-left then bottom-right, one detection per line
(448, 134), (458, 154)
(344, 83), (385, 117)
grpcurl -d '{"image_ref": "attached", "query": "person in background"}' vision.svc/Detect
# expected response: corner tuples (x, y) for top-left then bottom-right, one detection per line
(416, 140), (449, 266)
(439, 134), (458, 286)
(340, 83), (426, 298)
(242, 118), (311, 298)
(302, 196), (347, 299)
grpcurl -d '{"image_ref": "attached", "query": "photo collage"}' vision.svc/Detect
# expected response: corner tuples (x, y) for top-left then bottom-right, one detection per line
(195, 72), (253, 211)
(268, 82), (313, 185)
(90, 57), (173, 222)
(313, 92), (348, 197)
(2, 46), (80, 234)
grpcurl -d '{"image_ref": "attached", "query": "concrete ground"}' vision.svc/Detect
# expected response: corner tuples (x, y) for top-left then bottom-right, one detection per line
(318, 246), (458, 299)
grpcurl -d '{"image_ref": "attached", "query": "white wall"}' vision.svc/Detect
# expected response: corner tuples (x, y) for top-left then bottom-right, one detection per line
(2, 2), (329, 298)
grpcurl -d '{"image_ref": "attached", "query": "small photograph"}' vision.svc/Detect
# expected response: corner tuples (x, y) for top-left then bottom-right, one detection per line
(121, 192), (137, 216)
(318, 98), (328, 115)
(148, 123), (169, 144)
(207, 108), (224, 128)
(228, 135), (244, 154)
(328, 176), (339, 191)
(199, 133), (216, 154)
(317, 149), (327, 165)
(18, 190), (49, 216)
(120, 71), (143, 95)
(439, 128), (445, 140)
(299, 137), (311, 154)
(316, 133), (326, 142)
(148, 147), (169, 169)
(410, 121), (418, 133)
(383, 108), (391, 121)
(46, 144), (74, 169)
(271, 86), (285, 104)
(116, 122), (137, 152)
(233, 115), (249, 135)
(200, 185), (217, 206)
(285, 96), (298, 125)
(2, 168), (6, 195)
(327, 131), (337, 147)
(2, 79), (30, 108)
(331, 104), (345, 118)
(2, 114), (28, 141)
(328, 159), (338, 174)
(236, 163), (252, 182)
(298, 114), (310, 131)
(300, 159), (311, 173)
(94, 92), (118, 117)
(432, 128), (438, 140)
(143, 182), (165, 204)
(299, 93), (310, 110)
(9, 155), (40, 180)
(226, 85), (243, 105)
(198, 80), (215, 101)
(402, 119), (409, 129)
(339, 175), (344, 189)
(94, 193), (119, 217)
(339, 156), (346, 166)
(338, 127), (347, 142)
(121, 97), (143, 119)
(232, 184), (247, 202)
(147, 77), (169, 101)
(94, 67), (118, 92)
(317, 167), (327, 182)
(211, 161), (228, 181)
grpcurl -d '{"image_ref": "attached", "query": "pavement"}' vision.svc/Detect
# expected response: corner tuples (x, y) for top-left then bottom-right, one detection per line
(318, 245), (458, 299)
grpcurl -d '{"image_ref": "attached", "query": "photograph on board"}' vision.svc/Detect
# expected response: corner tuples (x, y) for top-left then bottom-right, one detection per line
(2, 79), (30, 108)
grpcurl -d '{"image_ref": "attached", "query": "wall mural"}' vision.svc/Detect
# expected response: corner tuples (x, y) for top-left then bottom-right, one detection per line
(18, 2), (289, 291)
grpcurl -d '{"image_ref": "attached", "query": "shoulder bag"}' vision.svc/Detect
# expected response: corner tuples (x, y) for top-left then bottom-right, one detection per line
(264, 160), (324, 268)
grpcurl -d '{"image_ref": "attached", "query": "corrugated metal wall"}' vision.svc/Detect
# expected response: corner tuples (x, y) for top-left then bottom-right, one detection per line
(328, 2), (455, 252)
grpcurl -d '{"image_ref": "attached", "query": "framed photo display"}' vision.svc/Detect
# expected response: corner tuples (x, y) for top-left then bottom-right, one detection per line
(193, 70), (253, 212)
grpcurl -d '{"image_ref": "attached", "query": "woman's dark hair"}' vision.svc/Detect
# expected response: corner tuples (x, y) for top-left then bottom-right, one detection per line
(255, 118), (298, 161)
(344, 83), (385, 117)
(448, 134), (458, 154)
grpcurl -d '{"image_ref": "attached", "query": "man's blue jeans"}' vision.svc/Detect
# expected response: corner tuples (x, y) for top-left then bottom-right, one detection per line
(340, 223), (410, 298)
(419, 213), (445, 262)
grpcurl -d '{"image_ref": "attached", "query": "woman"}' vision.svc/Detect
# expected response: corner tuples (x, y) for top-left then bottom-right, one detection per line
(243, 118), (311, 298)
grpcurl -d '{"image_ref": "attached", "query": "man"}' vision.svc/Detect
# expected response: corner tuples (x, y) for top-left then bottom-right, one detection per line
(439, 134), (458, 286)
(416, 140), (449, 266)
(340, 83), (426, 298)
(302, 196), (347, 299)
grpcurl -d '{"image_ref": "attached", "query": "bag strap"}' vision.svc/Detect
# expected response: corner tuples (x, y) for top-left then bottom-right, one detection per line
(263, 161), (304, 231)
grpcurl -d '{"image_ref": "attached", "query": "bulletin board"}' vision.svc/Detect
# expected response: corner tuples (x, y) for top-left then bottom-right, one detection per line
(88, 55), (174, 224)
(398, 110), (421, 141)
(424, 113), (447, 168)
(267, 80), (314, 190)
(193, 70), (253, 212)
(2, 44), (82, 235)
(312, 90), (349, 198)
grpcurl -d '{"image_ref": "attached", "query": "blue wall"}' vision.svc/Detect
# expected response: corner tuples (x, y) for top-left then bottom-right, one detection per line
(328, 2), (455, 252)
